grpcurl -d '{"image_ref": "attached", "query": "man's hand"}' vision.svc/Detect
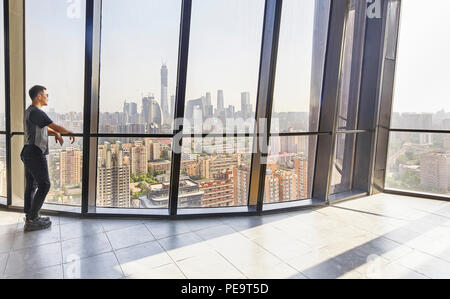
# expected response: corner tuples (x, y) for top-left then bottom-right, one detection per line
(68, 131), (75, 144)
(55, 133), (64, 146)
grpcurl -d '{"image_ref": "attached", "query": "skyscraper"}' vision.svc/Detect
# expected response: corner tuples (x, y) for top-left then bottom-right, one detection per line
(142, 95), (162, 131)
(241, 92), (252, 119)
(420, 152), (450, 192)
(217, 90), (225, 115)
(130, 141), (148, 175)
(60, 147), (82, 187)
(161, 64), (169, 126)
(97, 142), (131, 208)
(204, 92), (213, 117)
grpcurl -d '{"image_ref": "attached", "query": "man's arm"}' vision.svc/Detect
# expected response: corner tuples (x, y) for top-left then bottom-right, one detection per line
(48, 127), (64, 146)
(49, 123), (72, 135)
(48, 123), (75, 144)
(48, 127), (59, 136)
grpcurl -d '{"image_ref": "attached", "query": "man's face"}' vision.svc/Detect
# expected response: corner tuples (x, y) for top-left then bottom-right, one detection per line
(38, 90), (49, 106)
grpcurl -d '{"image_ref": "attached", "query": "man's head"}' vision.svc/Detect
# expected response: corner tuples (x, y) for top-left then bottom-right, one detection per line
(29, 85), (48, 107)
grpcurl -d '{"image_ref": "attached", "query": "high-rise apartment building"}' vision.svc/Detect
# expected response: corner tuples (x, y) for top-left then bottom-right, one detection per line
(233, 166), (249, 206)
(199, 171), (234, 207)
(420, 152), (450, 192)
(145, 139), (161, 162)
(130, 141), (147, 175)
(294, 156), (308, 199)
(60, 147), (82, 187)
(199, 154), (241, 179)
(97, 142), (131, 208)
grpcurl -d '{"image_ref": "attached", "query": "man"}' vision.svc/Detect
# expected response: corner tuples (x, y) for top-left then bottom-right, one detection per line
(21, 85), (75, 232)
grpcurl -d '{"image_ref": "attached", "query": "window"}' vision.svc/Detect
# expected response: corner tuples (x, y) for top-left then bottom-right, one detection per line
(386, 132), (450, 196)
(264, 136), (315, 203)
(330, 133), (356, 194)
(183, 0), (264, 135)
(99, 0), (182, 134)
(97, 137), (173, 209)
(178, 137), (253, 208)
(25, 0), (86, 207)
(0, 0), (5, 131)
(386, 0), (450, 197)
(330, 0), (365, 195)
(391, 0), (450, 130)
(0, 1), (6, 202)
(271, 0), (329, 134)
(47, 139), (83, 206)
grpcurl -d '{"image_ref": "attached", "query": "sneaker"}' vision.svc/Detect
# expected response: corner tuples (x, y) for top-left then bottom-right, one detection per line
(24, 214), (51, 223)
(24, 218), (52, 232)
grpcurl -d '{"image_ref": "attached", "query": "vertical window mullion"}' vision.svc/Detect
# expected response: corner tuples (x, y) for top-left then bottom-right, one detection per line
(168, 0), (192, 217)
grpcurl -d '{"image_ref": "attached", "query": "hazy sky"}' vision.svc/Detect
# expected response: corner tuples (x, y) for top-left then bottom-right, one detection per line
(392, 0), (450, 114)
(23, 0), (316, 115)
(13, 0), (450, 117)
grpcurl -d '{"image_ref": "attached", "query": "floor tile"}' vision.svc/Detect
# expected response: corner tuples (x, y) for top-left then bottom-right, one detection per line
(396, 250), (450, 279)
(0, 223), (19, 236)
(4, 242), (62, 277)
(251, 233), (312, 261)
(60, 219), (104, 241)
(106, 224), (155, 250)
(182, 218), (225, 232)
(63, 252), (123, 279)
(0, 252), (8, 278)
(0, 233), (15, 254)
(12, 224), (61, 251)
(126, 263), (186, 279)
(158, 232), (213, 262)
(115, 241), (173, 277)
(100, 219), (144, 232)
(62, 232), (112, 263)
(5, 264), (64, 279)
(176, 251), (245, 279)
(144, 220), (191, 240)
(363, 261), (428, 279)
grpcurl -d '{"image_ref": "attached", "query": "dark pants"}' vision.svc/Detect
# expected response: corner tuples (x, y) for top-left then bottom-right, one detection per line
(20, 145), (51, 220)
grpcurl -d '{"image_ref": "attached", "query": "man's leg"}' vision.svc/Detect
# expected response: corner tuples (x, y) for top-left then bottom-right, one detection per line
(22, 154), (51, 221)
(23, 169), (38, 218)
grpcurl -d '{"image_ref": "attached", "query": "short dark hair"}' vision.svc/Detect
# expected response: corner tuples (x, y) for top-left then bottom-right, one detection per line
(29, 85), (47, 101)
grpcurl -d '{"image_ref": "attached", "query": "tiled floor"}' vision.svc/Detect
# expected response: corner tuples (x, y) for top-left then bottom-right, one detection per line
(1, 193), (450, 279)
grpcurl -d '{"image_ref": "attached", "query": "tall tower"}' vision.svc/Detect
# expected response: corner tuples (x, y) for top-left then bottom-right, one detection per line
(217, 90), (224, 115)
(241, 92), (251, 119)
(161, 64), (169, 125)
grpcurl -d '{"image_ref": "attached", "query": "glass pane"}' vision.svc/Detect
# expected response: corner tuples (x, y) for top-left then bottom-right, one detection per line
(386, 132), (450, 196)
(97, 137), (173, 209)
(0, 135), (6, 198)
(179, 137), (253, 208)
(330, 133), (356, 195)
(264, 136), (316, 203)
(25, 0), (86, 133)
(99, 0), (182, 134)
(0, 1), (5, 131)
(184, 0), (264, 134)
(391, 0), (450, 130)
(272, 0), (330, 133)
(46, 137), (83, 206)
